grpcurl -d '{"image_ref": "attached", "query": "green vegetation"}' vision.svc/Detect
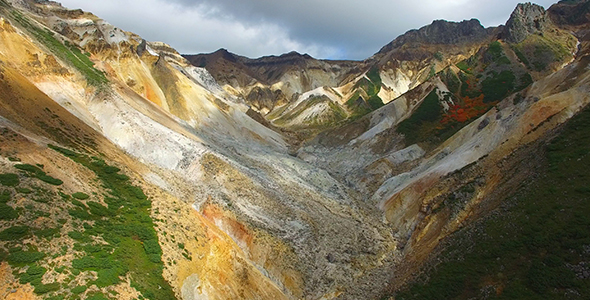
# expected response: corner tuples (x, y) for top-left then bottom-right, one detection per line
(396, 104), (590, 299)
(72, 192), (90, 200)
(0, 191), (18, 220)
(0, 225), (30, 241)
(33, 228), (60, 239)
(456, 61), (471, 73)
(17, 187), (32, 194)
(19, 265), (58, 294)
(481, 70), (516, 103)
(434, 51), (444, 61)
(7, 249), (45, 265)
(13, 164), (63, 186)
(10, 10), (108, 87)
(0, 173), (19, 187)
(48, 144), (174, 299)
(346, 66), (384, 119)
(397, 89), (442, 145)
(71, 285), (87, 294)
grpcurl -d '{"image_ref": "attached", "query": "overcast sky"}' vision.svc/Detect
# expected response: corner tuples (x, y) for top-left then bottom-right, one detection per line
(58, 0), (558, 60)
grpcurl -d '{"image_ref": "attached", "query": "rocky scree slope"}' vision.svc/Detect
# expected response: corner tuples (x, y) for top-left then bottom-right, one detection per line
(0, 0), (588, 300)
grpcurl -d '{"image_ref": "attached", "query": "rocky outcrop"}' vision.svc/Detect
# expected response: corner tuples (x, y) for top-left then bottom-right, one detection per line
(503, 3), (549, 44)
(377, 19), (494, 54)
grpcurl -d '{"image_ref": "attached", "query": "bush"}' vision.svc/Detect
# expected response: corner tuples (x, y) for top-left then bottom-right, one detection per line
(34, 228), (60, 239)
(397, 89), (442, 145)
(71, 285), (87, 294)
(34, 282), (60, 294)
(7, 250), (45, 264)
(37, 174), (63, 186)
(68, 209), (92, 220)
(26, 265), (47, 276)
(68, 231), (92, 243)
(87, 201), (111, 217)
(0, 190), (9, 203)
(72, 192), (89, 200)
(103, 166), (120, 174)
(14, 164), (62, 186)
(0, 226), (30, 240)
(0, 173), (19, 187)
(0, 203), (18, 220)
(17, 188), (32, 194)
(14, 164), (41, 173)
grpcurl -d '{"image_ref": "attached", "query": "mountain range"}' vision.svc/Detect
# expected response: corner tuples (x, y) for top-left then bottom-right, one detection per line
(0, 0), (589, 299)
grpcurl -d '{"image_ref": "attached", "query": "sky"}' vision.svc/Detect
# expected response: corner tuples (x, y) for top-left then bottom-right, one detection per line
(57, 0), (558, 60)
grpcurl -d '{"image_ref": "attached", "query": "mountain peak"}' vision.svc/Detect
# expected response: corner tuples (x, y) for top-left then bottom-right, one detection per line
(503, 2), (548, 43)
(377, 18), (491, 54)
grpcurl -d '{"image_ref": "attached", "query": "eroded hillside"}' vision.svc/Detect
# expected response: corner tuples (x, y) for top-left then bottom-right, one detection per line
(0, 0), (589, 299)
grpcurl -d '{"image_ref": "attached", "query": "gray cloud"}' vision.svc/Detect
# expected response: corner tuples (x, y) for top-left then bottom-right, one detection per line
(58, 0), (558, 60)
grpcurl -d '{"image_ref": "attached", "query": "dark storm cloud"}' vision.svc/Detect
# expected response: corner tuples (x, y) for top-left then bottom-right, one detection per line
(58, 0), (558, 60)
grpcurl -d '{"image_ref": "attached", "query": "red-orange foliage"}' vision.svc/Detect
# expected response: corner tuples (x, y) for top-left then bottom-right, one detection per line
(440, 94), (490, 125)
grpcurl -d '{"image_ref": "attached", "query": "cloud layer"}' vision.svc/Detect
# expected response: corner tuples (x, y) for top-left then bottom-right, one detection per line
(58, 0), (557, 60)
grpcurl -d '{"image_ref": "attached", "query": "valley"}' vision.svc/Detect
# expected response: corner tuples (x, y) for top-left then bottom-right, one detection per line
(0, 0), (588, 299)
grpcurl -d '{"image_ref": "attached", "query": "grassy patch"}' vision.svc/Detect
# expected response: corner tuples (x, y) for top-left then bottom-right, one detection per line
(14, 164), (63, 186)
(48, 144), (174, 299)
(10, 10), (108, 87)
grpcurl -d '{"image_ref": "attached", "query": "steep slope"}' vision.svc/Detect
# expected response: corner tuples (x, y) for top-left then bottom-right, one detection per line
(396, 101), (590, 299)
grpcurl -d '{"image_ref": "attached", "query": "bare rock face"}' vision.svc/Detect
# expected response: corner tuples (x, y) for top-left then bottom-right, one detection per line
(503, 3), (549, 44)
(377, 19), (493, 54)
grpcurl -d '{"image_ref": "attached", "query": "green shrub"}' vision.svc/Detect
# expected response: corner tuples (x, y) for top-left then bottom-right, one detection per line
(7, 250), (45, 264)
(26, 265), (47, 276)
(68, 231), (92, 242)
(34, 228), (60, 239)
(48, 145), (174, 299)
(0, 203), (18, 220)
(0, 190), (9, 203)
(71, 199), (86, 208)
(103, 166), (120, 174)
(0, 225), (30, 240)
(33, 282), (60, 294)
(72, 192), (89, 200)
(0, 173), (19, 187)
(37, 174), (63, 186)
(17, 188), (32, 194)
(68, 208), (92, 220)
(71, 285), (87, 294)
(86, 292), (109, 300)
(14, 164), (62, 186)
(14, 164), (42, 173)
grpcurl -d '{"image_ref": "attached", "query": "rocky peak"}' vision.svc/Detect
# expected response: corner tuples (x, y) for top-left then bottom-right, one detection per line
(377, 18), (491, 54)
(503, 2), (549, 44)
(549, 0), (590, 26)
